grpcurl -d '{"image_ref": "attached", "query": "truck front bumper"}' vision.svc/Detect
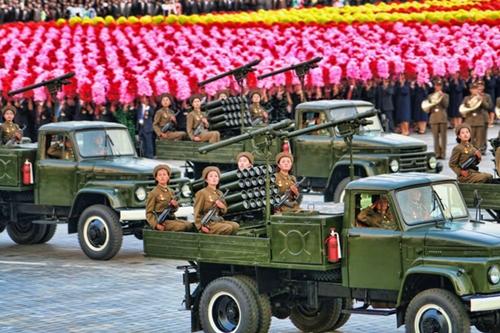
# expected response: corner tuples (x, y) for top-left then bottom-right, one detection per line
(464, 293), (500, 312)
(118, 207), (193, 222)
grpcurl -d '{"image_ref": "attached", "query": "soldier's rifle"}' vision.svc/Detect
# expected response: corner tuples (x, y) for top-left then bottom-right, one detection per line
(460, 155), (479, 171)
(155, 195), (180, 225)
(193, 123), (205, 137)
(274, 177), (307, 209)
(200, 189), (229, 232)
(161, 110), (182, 133)
(257, 57), (322, 102)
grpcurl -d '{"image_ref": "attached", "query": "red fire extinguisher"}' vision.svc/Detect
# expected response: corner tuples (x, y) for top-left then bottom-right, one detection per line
(282, 139), (290, 154)
(22, 159), (33, 185)
(325, 228), (341, 263)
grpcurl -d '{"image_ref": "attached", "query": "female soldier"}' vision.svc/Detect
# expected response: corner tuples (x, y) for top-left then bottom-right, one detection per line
(236, 151), (254, 171)
(194, 166), (239, 234)
(186, 94), (220, 143)
(274, 152), (301, 212)
(0, 105), (22, 145)
(249, 90), (268, 124)
(146, 164), (192, 231)
(449, 124), (493, 183)
(153, 93), (186, 141)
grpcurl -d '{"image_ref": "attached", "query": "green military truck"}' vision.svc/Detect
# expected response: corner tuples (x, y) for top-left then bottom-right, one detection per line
(157, 100), (441, 202)
(0, 121), (189, 260)
(144, 172), (500, 333)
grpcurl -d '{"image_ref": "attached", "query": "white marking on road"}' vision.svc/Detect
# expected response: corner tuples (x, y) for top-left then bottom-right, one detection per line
(0, 260), (47, 266)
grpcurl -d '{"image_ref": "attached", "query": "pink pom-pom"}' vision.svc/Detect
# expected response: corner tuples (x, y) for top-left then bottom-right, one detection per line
(417, 62), (430, 85)
(136, 75), (153, 97)
(473, 59), (486, 77)
(346, 60), (359, 80)
(329, 66), (342, 84)
(360, 61), (373, 81)
(377, 59), (389, 79)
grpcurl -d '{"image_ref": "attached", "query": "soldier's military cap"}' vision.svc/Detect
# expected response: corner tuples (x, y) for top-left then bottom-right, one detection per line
(153, 164), (171, 177)
(189, 94), (204, 105)
(215, 90), (231, 100)
(160, 93), (175, 104)
(202, 166), (221, 180)
(433, 78), (443, 86)
(2, 105), (16, 116)
(249, 89), (262, 98)
(236, 151), (254, 165)
(455, 123), (472, 136)
(275, 152), (294, 165)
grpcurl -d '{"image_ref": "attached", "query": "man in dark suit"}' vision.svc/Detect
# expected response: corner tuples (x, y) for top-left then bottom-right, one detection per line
(377, 79), (395, 132)
(136, 96), (155, 159)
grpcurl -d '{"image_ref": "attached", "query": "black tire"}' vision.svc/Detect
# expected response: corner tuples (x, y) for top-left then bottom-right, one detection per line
(0, 223), (6, 233)
(36, 224), (57, 244)
(332, 177), (358, 203)
(199, 276), (259, 333)
(405, 288), (470, 333)
(290, 298), (342, 333)
(235, 275), (272, 333)
(77, 205), (123, 260)
(329, 299), (352, 331)
(7, 221), (47, 245)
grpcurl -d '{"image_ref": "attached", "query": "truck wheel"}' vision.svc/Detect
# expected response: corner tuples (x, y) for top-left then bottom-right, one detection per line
(405, 288), (470, 333)
(475, 321), (500, 333)
(36, 224), (57, 244)
(7, 221), (47, 245)
(290, 298), (342, 333)
(235, 275), (272, 333)
(78, 205), (123, 260)
(199, 276), (259, 333)
(328, 299), (352, 331)
(332, 177), (359, 203)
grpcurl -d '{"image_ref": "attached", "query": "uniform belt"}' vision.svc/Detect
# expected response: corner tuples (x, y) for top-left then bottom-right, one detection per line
(472, 112), (477, 116)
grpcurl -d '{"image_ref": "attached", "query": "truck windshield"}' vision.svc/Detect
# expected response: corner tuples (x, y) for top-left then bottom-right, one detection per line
(75, 129), (136, 158)
(396, 183), (468, 225)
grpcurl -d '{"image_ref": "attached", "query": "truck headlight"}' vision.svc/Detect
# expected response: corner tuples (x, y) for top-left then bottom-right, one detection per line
(181, 184), (192, 198)
(390, 159), (399, 172)
(428, 156), (437, 169)
(135, 187), (147, 201)
(488, 265), (500, 285)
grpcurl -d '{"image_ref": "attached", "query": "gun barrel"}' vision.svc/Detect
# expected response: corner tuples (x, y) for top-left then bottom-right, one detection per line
(199, 59), (261, 86)
(198, 119), (293, 154)
(257, 57), (322, 80)
(8, 72), (75, 96)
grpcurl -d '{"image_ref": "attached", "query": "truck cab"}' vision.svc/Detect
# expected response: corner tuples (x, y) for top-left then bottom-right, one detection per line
(0, 121), (189, 260)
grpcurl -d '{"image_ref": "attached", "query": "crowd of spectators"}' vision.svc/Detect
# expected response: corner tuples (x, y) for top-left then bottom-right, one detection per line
(0, 0), (404, 23)
(3, 72), (499, 158)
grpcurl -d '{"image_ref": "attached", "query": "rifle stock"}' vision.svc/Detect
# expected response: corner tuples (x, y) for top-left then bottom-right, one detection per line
(274, 177), (306, 209)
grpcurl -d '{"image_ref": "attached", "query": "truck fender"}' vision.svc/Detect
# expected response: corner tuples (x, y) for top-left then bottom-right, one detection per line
(67, 189), (123, 234)
(324, 160), (372, 201)
(397, 265), (475, 307)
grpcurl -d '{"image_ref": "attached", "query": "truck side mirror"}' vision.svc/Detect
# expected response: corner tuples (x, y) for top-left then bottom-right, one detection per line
(473, 189), (483, 208)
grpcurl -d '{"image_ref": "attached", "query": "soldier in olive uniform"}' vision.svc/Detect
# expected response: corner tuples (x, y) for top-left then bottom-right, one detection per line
(449, 124), (492, 183)
(186, 94), (220, 143)
(194, 166), (239, 234)
(274, 152), (300, 213)
(357, 196), (397, 229)
(249, 90), (268, 125)
(236, 151), (254, 171)
(153, 93), (186, 141)
(460, 82), (492, 154)
(146, 164), (192, 232)
(47, 137), (75, 160)
(0, 105), (22, 145)
(424, 80), (449, 159)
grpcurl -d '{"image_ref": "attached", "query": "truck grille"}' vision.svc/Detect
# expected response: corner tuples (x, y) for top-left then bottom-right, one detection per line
(399, 154), (428, 172)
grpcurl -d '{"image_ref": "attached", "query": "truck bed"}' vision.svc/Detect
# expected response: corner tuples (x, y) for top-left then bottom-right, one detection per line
(459, 183), (500, 210)
(0, 144), (37, 191)
(143, 211), (343, 271)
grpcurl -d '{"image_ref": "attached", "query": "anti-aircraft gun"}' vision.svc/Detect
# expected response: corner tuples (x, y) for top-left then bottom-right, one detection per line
(198, 107), (377, 220)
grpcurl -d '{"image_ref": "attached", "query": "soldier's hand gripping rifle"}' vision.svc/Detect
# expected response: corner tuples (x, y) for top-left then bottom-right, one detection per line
(274, 177), (307, 209)
(200, 190), (229, 233)
(155, 195), (180, 225)
(161, 110), (182, 133)
(460, 155), (479, 171)
(193, 123), (205, 137)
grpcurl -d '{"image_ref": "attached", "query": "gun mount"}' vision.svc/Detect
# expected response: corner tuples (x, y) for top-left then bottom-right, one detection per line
(198, 59), (261, 87)
(8, 72), (75, 100)
(258, 57), (322, 101)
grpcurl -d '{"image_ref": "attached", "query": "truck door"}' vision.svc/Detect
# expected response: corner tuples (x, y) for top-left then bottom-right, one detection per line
(292, 110), (333, 179)
(36, 134), (77, 206)
(344, 192), (403, 290)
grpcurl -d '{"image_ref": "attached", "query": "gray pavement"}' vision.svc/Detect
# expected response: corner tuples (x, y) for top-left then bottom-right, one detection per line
(2, 125), (497, 333)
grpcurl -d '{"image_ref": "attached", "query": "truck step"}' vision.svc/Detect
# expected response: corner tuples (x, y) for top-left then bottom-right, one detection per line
(344, 307), (396, 316)
(32, 219), (67, 225)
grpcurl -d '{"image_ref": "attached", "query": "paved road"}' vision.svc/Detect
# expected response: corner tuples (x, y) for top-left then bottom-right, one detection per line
(2, 126), (495, 333)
